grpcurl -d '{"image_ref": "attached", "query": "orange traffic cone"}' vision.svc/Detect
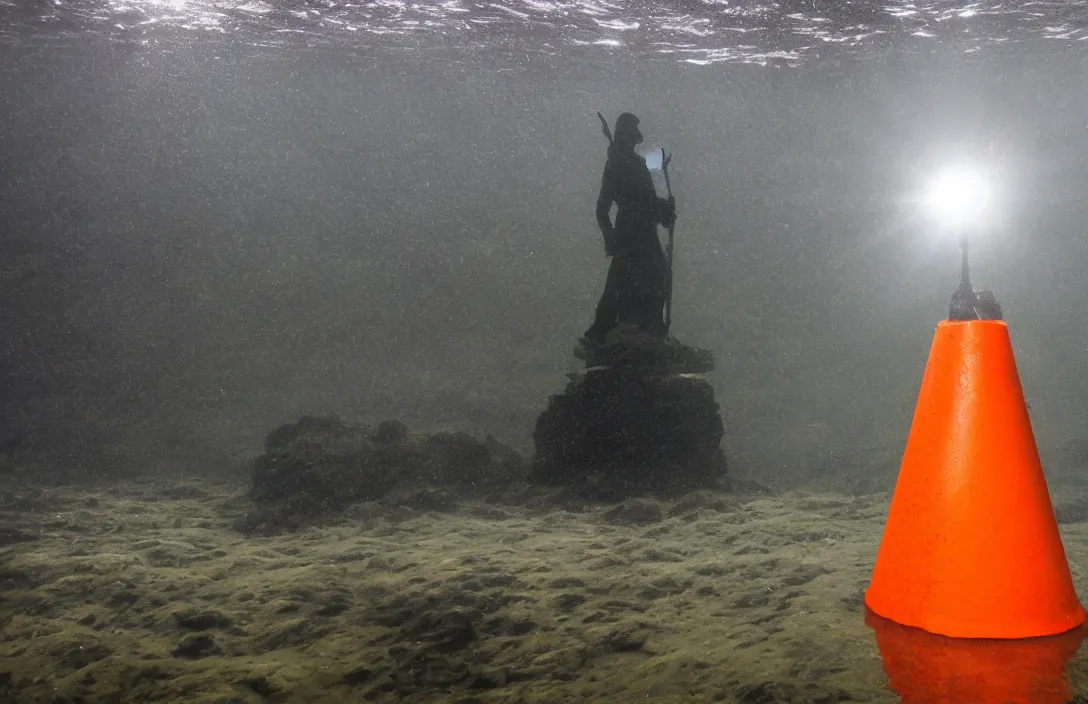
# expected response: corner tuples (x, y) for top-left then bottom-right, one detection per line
(865, 319), (1085, 639)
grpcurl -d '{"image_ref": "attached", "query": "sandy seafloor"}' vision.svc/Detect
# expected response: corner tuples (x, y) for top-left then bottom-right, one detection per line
(5, 477), (1088, 704)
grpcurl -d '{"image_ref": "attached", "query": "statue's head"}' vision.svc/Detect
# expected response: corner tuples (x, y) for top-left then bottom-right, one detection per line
(613, 112), (643, 147)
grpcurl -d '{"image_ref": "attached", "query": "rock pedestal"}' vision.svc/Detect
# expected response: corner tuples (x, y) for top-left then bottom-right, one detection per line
(528, 325), (727, 498)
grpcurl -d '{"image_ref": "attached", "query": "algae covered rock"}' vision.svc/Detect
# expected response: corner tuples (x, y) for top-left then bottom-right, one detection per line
(531, 327), (727, 498)
(241, 416), (526, 532)
(529, 369), (726, 497)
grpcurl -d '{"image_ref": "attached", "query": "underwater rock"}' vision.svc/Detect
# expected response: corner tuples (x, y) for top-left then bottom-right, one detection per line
(530, 333), (727, 498)
(241, 416), (526, 532)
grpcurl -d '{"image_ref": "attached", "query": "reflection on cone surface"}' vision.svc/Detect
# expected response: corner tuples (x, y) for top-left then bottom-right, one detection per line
(865, 608), (1086, 704)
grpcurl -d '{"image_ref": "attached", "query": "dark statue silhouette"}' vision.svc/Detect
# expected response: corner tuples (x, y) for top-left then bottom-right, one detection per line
(583, 112), (677, 346)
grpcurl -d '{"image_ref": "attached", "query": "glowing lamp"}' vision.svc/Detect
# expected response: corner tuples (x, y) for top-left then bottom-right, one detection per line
(925, 167), (991, 228)
(923, 166), (1002, 321)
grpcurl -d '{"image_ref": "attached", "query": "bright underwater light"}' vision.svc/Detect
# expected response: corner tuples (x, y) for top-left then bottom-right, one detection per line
(924, 166), (991, 228)
(921, 164), (1003, 321)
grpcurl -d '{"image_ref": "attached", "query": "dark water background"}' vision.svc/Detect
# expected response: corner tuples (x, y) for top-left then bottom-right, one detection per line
(3, 0), (1088, 490)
